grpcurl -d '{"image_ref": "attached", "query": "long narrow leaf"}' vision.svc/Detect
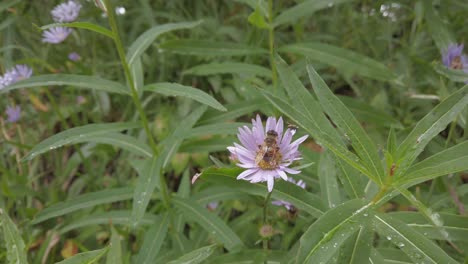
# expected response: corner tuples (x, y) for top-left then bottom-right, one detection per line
(23, 122), (140, 160)
(0, 209), (28, 264)
(144, 83), (226, 111)
(396, 84), (468, 178)
(172, 197), (244, 251)
(41, 22), (114, 38)
(184, 62), (271, 77)
(126, 21), (202, 65)
(55, 247), (109, 264)
(106, 226), (122, 264)
(136, 213), (170, 264)
(167, 244), (218, 264)
(159, 39), (268, 56)
(307, 64), (385, 184)
(0, 74), (129, 95)
(374, 213), (458, 264)
(32, 187), (133, 224)
(318, 150), (341, 208)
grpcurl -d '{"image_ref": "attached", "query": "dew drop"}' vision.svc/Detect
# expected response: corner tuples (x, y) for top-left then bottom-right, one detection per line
(363, 213), (368, 217)
(398, 242), (405, 248)
(333, 242), (338, 248)
(386, 236), (392, 240)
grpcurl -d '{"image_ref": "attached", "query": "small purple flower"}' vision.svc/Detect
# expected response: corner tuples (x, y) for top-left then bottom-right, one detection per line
(0, 69), (16, 88)
(5, 105), (21, 123)
(42, 27), (72, 44)
(442, 44), (468, 71)
(51, 0), (82, 23)
(12, 65), (33, 82)
(228, 115), (308, 192)
(68, 52), (81, 61)
(272, 177), (306, 210)
(207, 202), (219, 211)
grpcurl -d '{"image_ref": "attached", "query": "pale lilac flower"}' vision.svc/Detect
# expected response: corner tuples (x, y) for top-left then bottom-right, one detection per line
(5, 105), (21, 123)
(12, 65), (32, 82)
(442, 44), (468, 71)
(42, 27), (72, 44)
(51, 0), (82, 23)
(0, 69), (16, 88)
(227, 115), (308, 192)
(272, 177), (306, 210)
(68, 52), (81, 61)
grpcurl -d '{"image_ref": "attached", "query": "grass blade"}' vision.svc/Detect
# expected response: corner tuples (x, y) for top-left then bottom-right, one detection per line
(0, 209), (28, 264)
(41, 22), (114, 39)
(172, 197), (244, 251)
(106, 226), (122, 264)
(1, 74), (129, 95)
(160, 39), (268, 56)
(144, 82), (226, 111)
(23, 122), (140, 160)
(32, 187), (133, 224)
(318, 150), (341, 208)
(184, 62), (271, 77)
(126, 21), (202, 65)
(55, 247), (108, 264)
(167, 244), (218, 264)
(136, 213), (170, 264)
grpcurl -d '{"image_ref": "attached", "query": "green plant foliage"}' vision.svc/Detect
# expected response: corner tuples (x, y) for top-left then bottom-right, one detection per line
(1, 0), (467, 263)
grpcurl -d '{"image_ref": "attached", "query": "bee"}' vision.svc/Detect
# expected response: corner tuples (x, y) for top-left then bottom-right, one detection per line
(255, 130), (282, 169)
(451, 56), (463, 70)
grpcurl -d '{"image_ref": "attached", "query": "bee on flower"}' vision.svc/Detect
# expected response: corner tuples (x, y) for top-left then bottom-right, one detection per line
(227, 115), (308, 192)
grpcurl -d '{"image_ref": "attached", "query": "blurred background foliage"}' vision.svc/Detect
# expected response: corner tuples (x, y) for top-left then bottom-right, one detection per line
(0, 0), (467, 263)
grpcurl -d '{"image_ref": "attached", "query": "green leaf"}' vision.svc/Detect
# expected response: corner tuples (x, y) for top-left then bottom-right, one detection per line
(261, 90), (370, 179)
(32, 187), (133, 224)
(280, 43), (395, 81)
(184, 62), (271, 77)
(179, 137), (234, 153)
(172, 197), (244, 251)
(433, 63), (468, 83)
(336, 159), (365, 199)
(423, 1), (454, 51)
(159, 39), (268, 56)
(247, 5), (269, 29)
(207, 249), (287, 264)
(198, 98), (269, 125)
(59, 211), (158, 233)
(131, 156), (163, 226)
(318, 150), (341, 208)
(187, 122), (247, 138)
(396, 84), (468, 178)
(136, 213), (170, 264)
(296, 199), (370, 264)
(106, 226), (122, 264)
(86, 133), (152, 158)
(126, 21), (202, 65)
(398, 141), (468, 187)
(41, 22), (114, 39)
(273, 0), (353, 27)
(374, 213), (458, 264)
(390, 212), (468, 242)
(307, 64), (385, 184)
(23, 122), (140, 160)
(0, 209), (28, 264)
(144, 82), (226, 111)
(192, 187), (250, 205)
(55, 247), (108, 264)
(199, 167), (325, 218)
(167, 244), (218, 264)
(174, 171), (191, 234)
(339, 96), (402, 128)
(0, 74), (129, 95)
(337, 223), (373, 264)
(160, 105), (207, 167)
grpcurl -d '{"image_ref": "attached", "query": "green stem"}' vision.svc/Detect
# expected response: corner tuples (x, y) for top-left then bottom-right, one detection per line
(268, 0), (278, 93)
(104, 0), (171, 209)
(104, 0), (158, 155)
(262, 190), (273, 252)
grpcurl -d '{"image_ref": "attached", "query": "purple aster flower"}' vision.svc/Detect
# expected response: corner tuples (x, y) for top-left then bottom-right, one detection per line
(5, 105), (21, 123)
(227, 115), (308, 192)
(68, 52), (81, 61)
(0, 69), (16, 88)
(442, 44), (468, 71)
(42, 27), (72, 44)
(12, 65), (33, 82)
(272, 177), (306, 210)
(207, 202), (219, 211)
(51, 0), (82, 23)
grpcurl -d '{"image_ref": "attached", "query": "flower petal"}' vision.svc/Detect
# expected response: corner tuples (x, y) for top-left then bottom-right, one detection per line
(267, 176), (274, 192)
(237, 169), (258, 180)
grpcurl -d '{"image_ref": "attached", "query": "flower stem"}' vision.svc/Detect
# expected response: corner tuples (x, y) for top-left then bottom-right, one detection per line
(104, 0), (158, 155)
(268, 0), (278, 93)
(262, 190), (273, 251)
